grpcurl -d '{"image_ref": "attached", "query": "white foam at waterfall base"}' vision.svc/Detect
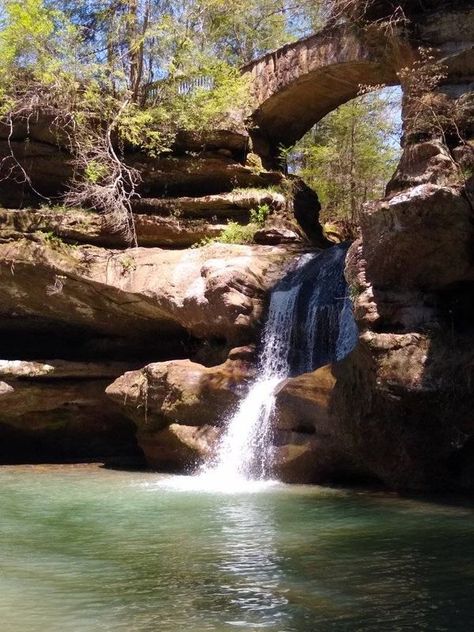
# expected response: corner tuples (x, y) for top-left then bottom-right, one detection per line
(194, 377), (282, 492)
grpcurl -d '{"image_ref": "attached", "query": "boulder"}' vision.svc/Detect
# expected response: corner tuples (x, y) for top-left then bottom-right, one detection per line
(361, 185), (474, 291)
(137, 424), (220, 472)
(106, 352), (257, 472)
(274, 365), (336, 433)
(107, 358), (373, 484)
(106, 354), (254, 430)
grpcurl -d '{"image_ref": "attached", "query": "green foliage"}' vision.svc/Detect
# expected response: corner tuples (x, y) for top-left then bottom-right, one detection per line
(117, 106), (173, 157)
(41, 230), (67, 249)
(249, 203), (270, 225)
(461, 164), (474, 182)
(0, 0), (401, 243)
(39, 203), (69, 214)
(245, 152), (264, 175)
(0, 0), (70, 80)
(291, 89), (401, 226)
(349, 281), (364, 301)
(192, 0), (324, 63)
(0, 0), (271, 242)
(84, 161), (108, 185)
(158, 61), (251, 132)
(118, 254), (137, 273)
(278, 143), (294, 172)
(213, 221), (257, 245)
(194, 201), (270, 246)
(47, 0), (325, 93)
(0, 0), (328, 148)
(0, 0), (273, 213)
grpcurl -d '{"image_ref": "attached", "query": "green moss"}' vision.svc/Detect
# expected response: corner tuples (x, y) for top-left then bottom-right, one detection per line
(349, 282), (364, 301)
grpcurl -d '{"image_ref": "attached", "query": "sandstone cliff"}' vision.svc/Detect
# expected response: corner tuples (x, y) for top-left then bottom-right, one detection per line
(330, 2), (474, 489)
(0, 125), (325, 466)
(0, 0), (473, 491)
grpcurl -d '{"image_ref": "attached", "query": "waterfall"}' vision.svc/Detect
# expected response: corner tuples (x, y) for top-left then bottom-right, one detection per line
(196, 243), (358, 488)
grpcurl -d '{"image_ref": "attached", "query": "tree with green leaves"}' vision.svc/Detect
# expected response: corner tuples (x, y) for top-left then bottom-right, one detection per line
(290, 90), (401, 233)
(0, 0), (256, 240)
(0, 0), (399, 243)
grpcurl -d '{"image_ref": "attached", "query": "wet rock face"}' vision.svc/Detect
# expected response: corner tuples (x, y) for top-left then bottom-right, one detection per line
(105, 358), (371, 484)
(106, 354), (255, 431)
(274, 367), (336, 435)
(105, 353), (255, 471)
(138, 424), (221, 473)
(273, 366), (359, 484)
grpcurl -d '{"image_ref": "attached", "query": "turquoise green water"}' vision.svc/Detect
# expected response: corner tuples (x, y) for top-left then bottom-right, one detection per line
(1, 465), (473, 632)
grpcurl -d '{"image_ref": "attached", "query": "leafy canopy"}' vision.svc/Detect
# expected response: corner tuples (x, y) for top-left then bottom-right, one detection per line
(290, 89), (401, 231)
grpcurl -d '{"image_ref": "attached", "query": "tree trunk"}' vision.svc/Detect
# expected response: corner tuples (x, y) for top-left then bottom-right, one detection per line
(122, 0), (147, 102)
(349, 109), (358, 223)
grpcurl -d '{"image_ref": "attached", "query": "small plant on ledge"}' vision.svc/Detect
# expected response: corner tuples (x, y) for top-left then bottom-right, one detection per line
(193, 203), (270, 247)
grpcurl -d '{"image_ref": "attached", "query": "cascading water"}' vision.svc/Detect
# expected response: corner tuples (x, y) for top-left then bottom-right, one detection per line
(196, 243), (358, 489)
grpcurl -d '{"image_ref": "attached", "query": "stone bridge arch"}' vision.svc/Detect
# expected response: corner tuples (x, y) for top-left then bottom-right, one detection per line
(243, 24), (402, 151)
(244, 7), (474, 154)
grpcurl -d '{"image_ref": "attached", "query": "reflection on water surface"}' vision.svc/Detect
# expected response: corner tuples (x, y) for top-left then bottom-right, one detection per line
(0, 464), (473, 632)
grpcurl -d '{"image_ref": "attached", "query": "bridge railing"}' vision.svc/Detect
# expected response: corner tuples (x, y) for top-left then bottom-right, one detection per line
(143, 75), (215, 105)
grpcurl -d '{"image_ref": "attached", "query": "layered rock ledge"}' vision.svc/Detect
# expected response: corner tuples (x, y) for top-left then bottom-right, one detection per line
(0, 238), (300, 345)
(0, 360), (140, 463)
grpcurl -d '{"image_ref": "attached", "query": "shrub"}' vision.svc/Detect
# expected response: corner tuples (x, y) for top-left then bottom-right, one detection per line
(193, 203), (271, 246)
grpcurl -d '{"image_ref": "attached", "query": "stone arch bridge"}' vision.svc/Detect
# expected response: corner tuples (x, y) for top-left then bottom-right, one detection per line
(243, 6), (474, 153)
